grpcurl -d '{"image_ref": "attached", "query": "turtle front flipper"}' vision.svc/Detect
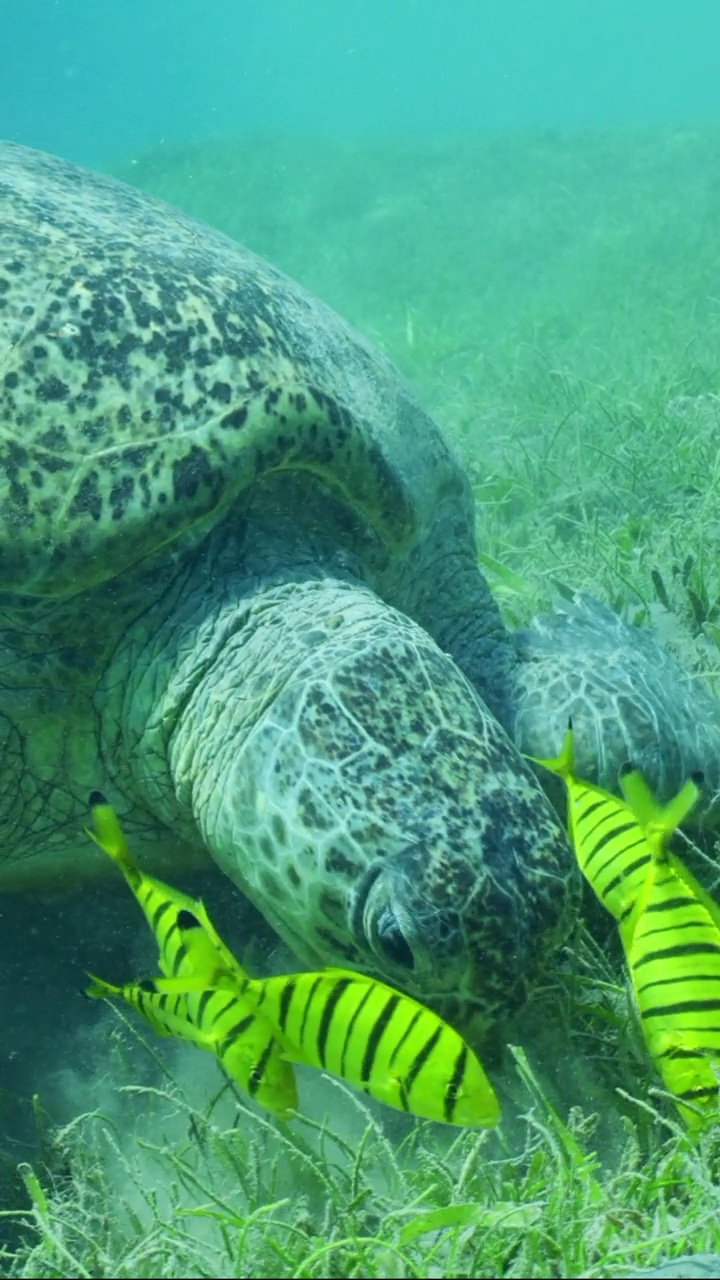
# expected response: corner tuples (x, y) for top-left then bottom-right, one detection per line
(512, 592), (720, 826)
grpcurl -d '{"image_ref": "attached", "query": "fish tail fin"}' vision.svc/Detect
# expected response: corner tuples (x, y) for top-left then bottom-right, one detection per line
(85, 791), (140, 885)
(524, 717), (575, 778)
(619, 767), (701, 856)
(85, 972), (121, 1000)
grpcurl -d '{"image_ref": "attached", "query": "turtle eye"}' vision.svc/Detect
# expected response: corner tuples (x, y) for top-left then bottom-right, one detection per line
(376, 910), (415, 969)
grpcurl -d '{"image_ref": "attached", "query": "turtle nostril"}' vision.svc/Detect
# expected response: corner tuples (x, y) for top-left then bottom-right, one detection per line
(376, 909), (415, 970)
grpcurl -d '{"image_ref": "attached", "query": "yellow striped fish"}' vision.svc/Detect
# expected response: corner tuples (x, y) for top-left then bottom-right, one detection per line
(233, 966), (498, 1127)
(152, 950), (500, 1127)
(86, 971), (297, 1114)
(87, 796), (499, 1128)
(618, 768), (719, 1128)
(529, 722), (675, 924)
(86, 792), (243, 986)
(85, 793), (298, 1117)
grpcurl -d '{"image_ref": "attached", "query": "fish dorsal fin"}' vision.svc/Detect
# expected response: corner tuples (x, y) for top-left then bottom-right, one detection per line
(524, 718), (575, 780)
(174, 900), (250, 983)
(266, 966), (366, 988)
(150, 974), (219, 996)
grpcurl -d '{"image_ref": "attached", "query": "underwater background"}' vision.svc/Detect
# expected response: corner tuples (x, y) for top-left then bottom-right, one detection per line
(4, 2), (720, 1277)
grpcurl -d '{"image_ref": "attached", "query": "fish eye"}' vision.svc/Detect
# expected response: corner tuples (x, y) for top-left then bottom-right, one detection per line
(376, 910), (415, 970)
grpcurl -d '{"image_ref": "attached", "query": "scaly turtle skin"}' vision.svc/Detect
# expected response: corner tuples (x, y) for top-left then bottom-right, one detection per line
(1, 141), (718, 1029)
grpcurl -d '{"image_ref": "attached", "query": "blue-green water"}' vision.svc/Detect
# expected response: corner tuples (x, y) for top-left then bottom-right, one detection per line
(4, 5), (720, 1276)
(5, 0), (720, 165)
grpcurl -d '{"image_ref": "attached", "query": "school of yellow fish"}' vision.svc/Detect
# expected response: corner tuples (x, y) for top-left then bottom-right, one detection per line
(532, 721), (720, 1131)
(85, 794), (500, 1127)
(86, 717), (720, 1133)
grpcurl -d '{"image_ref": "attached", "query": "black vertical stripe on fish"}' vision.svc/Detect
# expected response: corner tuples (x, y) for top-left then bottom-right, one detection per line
(583, 820), (638, 870)
(641, 998), (720, 1018)
(643, 896), (699, 914)
(247, 1036), (277, 1097)
(298, 975), (324, 1047)
(221, 1012), (257, 1041)
(150, 899), (173, 936)
(278, 979), (297, 1035)
(163, 918), (181, 950)
(316, 978), (352, 1069)
(577, 801), (625, 846)
(138, 990), (153, 1020)
(170, 941), (189, 976)
(635, 971), (720, 996)
(658, 1044), (718, 1060)
(404, 1026), (443, 1100)
(444, 1044), (469, 1123)
(575, 797), (606, 827)
(678, 1084), (720, 1101)
(596, 833), (647, 864)
(340, 984), (373, 1078)
(195, 988), (216, 1025)
(360, 994), (400, 1084)
(601, 854), (651, 899)
(633, 942), (720, 968)
(592, 841), (648, 884)
(638, 920), (711, 942)
(388, 1008), (423, 1069)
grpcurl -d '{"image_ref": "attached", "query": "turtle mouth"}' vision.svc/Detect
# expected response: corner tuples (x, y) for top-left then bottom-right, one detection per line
(350, 860), (416, 971)
(349, 860), (384, 943)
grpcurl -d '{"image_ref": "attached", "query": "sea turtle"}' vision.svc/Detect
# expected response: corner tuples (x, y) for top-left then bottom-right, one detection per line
(1, 140), (719, 1030)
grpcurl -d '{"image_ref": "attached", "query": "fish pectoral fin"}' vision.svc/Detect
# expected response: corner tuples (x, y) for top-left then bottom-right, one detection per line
(165, 1018), (217, 1049)
(276, 1039), (313, 1067)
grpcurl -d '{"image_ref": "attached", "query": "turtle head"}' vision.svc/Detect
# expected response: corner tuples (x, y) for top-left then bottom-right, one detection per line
(350, 832), (541, 1030)
(148, 572), (576, 1030)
